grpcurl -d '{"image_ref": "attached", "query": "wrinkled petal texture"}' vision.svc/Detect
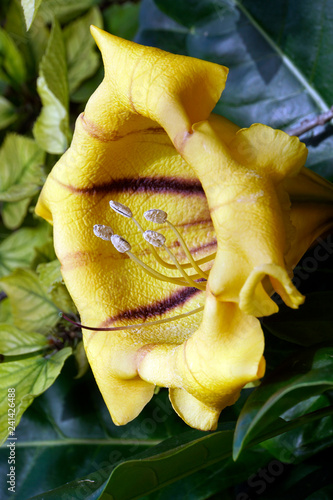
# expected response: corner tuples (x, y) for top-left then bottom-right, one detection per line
(36, 28), (333, 430)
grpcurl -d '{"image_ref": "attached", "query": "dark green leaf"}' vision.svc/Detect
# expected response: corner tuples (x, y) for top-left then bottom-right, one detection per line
(103, 2), (140, 41)
(140, 0), (333, 179)
(154, 0), (227, 29)
(0, 26), (26, 86)
(264, 292), (333, 346)
(261, 394), (333, 463)
(233, 346), (333, 459)
(0, 359), (186, 499)
(0, 96), (17, 129)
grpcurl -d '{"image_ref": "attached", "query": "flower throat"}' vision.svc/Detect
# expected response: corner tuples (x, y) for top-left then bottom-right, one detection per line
(62, 201), (216, 332)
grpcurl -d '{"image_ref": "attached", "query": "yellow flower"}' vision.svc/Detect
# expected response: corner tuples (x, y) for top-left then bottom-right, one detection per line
(36, 27), (333, 430)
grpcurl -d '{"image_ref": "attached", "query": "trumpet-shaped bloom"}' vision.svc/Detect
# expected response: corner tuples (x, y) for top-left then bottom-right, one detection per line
(36, 27), (333, 430)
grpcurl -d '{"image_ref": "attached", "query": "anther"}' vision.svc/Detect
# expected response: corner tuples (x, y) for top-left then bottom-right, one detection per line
(93, 224), (114, 241)
(143, 230), (166, 247)
(109, 200), (133, 218)
(144, 209), (168, 224)
(111, 234), (131, 253)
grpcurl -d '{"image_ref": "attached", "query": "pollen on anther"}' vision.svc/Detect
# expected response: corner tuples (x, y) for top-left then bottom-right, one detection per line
(144, 209), (168, 224)
(93, 224), (114, 241)
(111, 234), (131, 253)
(109, 200), (133, 218)
(143, 230), (166, 247)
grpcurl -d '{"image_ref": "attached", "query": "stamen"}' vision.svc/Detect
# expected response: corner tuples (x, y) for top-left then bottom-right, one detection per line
(144, 209), (168, 224)
(144, 208), (214, 274)
(111, 234), (131, 253)
(143, 230), (166, 247)
(99, 202), (211, 291)
(161, 244), (206, 290)
(166, 220), (209, 279)
(110, 232), (191, 287)
(93, 224), (114, 241)
(61, 305), (204, 331)
(109, 200), (133, 218)
(144, 230), (206, 290)
(126, 251), (194, 288)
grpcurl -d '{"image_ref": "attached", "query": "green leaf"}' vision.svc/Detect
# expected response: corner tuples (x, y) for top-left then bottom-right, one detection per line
(37, 259), (77, 313)
(233, 346), (333, 459)
(0, 269), (60, 333)
(239, 0), (333, 107)
(306, 485), (333, 500)
(37, 0), (96, 24)
(0, 96), (16, 129)
(103, 2), (140, 41)
(33, 19), (70, 154)
(0, 324), (48, 355)
(0, 359), (186, 499)
(63, 7), (103, 96)
(0, 26), (26, 86)
(21, 0), (44, 30)
(73, 341), (89, 379)
(0, 347), (72, 445)
(0, 297), (12, 324)
(0, 223), (50, 278)
(28, 429), (237, 500)
(264, 292), (333, 346)
(140, 0), (333, 178)
(70, 66), (104, 103)
(7, 0), (49, 75)
(0, 134), (45, 229)
(260, 394), (333, 463)
(154, 0), (226, 28)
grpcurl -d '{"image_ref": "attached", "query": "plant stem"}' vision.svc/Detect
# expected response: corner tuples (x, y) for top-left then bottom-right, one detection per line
(286, 106), (333, 137)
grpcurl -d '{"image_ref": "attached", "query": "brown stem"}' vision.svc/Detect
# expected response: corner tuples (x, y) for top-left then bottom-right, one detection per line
(286, 105), (333, 137)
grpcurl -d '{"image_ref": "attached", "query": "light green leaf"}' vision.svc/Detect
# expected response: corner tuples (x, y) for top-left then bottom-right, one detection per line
(73, 341), (89, 379)
(0, 347), (72, 445)
(7, 0), (49, 74)
(37, 259), (77, 313)
(0, 96), (17, 129)
(64, 7), (103, 95)
(1, 198), (31, 230)
(0, 298), (12, 324)
(0, 134), (45, 229)
(0, 223), (50, 278)
(0, 324), (48, 355)
(37, 0), (96, 24)
(37, 259), (63, 290)
(21, 0), (44, 30)
(33, 19), (70, 154)
(0, 269), (60, 333)
(0, 27), (26, 86)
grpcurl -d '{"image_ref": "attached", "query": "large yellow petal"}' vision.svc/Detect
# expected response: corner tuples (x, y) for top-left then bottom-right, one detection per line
(35, 27), (333, 429)
(167, 120), (307, 316)
(36, 29), (229, 424)
(137, 291), (265, 430)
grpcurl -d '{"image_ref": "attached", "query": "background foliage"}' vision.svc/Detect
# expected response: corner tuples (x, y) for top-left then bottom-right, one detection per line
(0, 0), (333, 499)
